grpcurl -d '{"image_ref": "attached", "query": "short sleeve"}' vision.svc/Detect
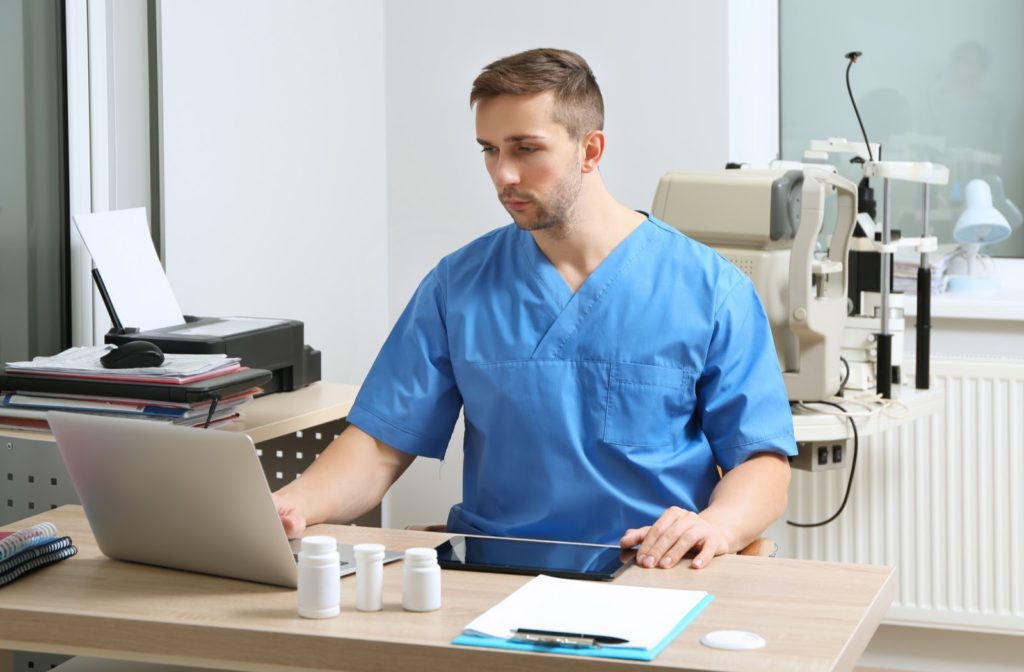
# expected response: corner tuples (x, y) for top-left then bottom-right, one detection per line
(346, 267), (463, 459)
(697, 275), (796, 470)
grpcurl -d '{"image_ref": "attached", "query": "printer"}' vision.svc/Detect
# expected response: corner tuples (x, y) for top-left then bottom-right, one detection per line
(73, 207), (322, 395)
(104, 316), (321, 395)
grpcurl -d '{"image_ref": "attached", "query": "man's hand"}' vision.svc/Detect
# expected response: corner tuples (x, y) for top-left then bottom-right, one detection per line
(620, 454), (791, 570)
(272, 493), (307, 539)
(619, 506), (734, 570)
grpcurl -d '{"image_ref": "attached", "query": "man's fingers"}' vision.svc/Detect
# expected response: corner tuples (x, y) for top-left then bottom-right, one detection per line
(650, 523), (702, 568)
(619, 526), (649, 548)
(691, 539), (720, 569)
(280, 513), (306, 539)
(639, 514), (695, 568)
(657, 535), (705, 569)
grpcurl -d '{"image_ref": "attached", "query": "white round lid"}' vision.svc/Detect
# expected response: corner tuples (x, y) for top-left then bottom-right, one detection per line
(300, 535), (337, 555)
(699, 630), (767, 651)
(353, 543), (386, 556)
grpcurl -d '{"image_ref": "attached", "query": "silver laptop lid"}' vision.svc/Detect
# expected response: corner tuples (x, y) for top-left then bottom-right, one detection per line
(48, 411), (298, 588)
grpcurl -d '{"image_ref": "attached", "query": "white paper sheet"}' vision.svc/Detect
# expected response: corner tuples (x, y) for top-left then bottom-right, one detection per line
(6, 346), (238, 377)
(73, 208), (184, 331)
(462, 574), (708, 651)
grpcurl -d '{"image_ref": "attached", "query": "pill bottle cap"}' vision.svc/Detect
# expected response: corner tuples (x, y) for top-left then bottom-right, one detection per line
(353, 543), (386, 560)
(404, 547), (438, 568)
(300, 535), (337, 557)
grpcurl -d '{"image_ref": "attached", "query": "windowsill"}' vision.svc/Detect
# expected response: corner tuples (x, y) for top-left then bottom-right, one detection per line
(903, 258), (1024, 322)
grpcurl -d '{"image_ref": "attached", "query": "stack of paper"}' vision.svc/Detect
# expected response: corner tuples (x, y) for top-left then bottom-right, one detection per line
(0, 346), (261, 432)
(5, 346), (241, 382)
(1, 390), (255, 427)
(455, 574), (713, 662)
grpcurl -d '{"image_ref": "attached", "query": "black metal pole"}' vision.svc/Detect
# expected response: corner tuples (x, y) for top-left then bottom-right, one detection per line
(91, 268), (123, 333)
(916, 182), (932, 390)
(916, 267), (931, 389)
(877, 178), (893, 399)
(877, 333), (893, 398)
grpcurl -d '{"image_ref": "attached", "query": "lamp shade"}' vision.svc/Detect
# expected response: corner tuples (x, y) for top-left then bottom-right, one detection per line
(986, 175), (1023, 231)
(954, 179), (1011, 244)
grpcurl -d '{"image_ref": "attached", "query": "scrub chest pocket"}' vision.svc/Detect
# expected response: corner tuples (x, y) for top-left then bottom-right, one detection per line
(603, 362), (697, 448)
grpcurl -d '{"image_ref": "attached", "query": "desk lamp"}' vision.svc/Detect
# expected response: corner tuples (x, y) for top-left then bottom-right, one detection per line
(946, 179), (1012, 291)
(987, 175), (1023, 233)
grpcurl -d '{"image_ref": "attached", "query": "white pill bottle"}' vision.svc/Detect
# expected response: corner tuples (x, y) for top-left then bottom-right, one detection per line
(297, 536), (341, 618)
(401, 547), (441, 612)
(353, 543), (385, 612)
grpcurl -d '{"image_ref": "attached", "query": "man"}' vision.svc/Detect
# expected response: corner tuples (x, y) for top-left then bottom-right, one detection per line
(274, 48), (795, 570)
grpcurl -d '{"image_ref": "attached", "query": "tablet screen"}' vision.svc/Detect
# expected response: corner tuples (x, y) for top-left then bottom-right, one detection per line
(434, 535), (635, 581)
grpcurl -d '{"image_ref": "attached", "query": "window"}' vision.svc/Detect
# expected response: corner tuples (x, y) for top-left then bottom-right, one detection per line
(0, 0), (70, 364)
(781, 0), (1024, 258)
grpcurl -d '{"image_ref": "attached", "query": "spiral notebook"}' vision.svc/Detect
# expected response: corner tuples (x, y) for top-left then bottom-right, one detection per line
(0, 537), (78, 588)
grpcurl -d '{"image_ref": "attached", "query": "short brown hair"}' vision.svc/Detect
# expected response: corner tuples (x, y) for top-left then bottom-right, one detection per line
(470, 48), (604, 139)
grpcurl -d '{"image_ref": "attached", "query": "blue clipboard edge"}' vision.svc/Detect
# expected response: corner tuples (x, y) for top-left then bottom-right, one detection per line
(452, 593), (715, 662)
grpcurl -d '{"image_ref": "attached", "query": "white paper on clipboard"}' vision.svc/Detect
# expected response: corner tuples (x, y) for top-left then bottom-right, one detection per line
(73, 208), (185, 332)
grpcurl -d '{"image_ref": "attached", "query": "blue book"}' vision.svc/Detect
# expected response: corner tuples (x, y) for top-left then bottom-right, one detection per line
(2, 393), (189, 418)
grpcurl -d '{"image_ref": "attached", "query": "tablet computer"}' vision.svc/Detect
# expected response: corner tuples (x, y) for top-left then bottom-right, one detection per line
(434, 535), (635, 581)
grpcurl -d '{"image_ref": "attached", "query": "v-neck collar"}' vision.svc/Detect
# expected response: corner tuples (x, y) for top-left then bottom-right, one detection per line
(515, 216), (654, 310)
(516, 217), (656, 359)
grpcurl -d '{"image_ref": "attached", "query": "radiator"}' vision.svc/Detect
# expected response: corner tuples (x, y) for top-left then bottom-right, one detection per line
(785, 357), (1024, 635)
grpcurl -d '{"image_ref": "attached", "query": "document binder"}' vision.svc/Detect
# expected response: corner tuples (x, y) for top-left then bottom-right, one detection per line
(0, 368), (272, 404)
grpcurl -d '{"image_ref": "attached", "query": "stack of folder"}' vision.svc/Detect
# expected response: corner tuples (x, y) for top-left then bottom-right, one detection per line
(0, 346), (272, 432)
(0, 521), (78, 588)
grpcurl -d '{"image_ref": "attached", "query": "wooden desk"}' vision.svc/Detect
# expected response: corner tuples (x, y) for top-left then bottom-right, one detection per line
(228, 382), (358, 443)
(0, 507), (894, 672)
(0, 383), (363, 530)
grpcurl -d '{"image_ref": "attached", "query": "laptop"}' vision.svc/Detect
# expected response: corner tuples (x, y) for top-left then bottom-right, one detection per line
(48, 411), (400, 588)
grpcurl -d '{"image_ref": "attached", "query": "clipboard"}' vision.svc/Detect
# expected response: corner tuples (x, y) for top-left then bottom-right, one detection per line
(453, 574), (714, 661)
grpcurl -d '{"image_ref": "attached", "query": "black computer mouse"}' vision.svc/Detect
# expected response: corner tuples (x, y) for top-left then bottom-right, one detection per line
(100, 341), (166, 369)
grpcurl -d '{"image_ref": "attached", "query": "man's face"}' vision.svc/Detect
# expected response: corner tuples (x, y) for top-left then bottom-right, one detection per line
(475, 92), (584, 232)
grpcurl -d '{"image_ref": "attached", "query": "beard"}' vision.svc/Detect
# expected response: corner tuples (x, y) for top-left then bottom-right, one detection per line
(502, 159), (583, 234)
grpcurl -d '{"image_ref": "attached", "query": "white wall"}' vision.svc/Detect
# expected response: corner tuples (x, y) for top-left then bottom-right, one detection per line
(155, 0), (776, 528)
(110, 1), (152, 217)
(382, 0), (776, 529)
(158, 0), (389, 387)
(727, 0), (779, 165)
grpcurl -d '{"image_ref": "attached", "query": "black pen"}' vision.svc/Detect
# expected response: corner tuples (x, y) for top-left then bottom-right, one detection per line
(512, 627), (630, 646)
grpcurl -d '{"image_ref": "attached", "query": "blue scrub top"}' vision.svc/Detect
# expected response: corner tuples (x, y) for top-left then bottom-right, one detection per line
(347, 216), (796, 544)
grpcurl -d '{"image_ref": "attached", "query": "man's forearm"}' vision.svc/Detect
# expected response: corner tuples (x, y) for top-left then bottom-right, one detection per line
(700, 453), (791, 552)
(274, 425), (414, 526)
